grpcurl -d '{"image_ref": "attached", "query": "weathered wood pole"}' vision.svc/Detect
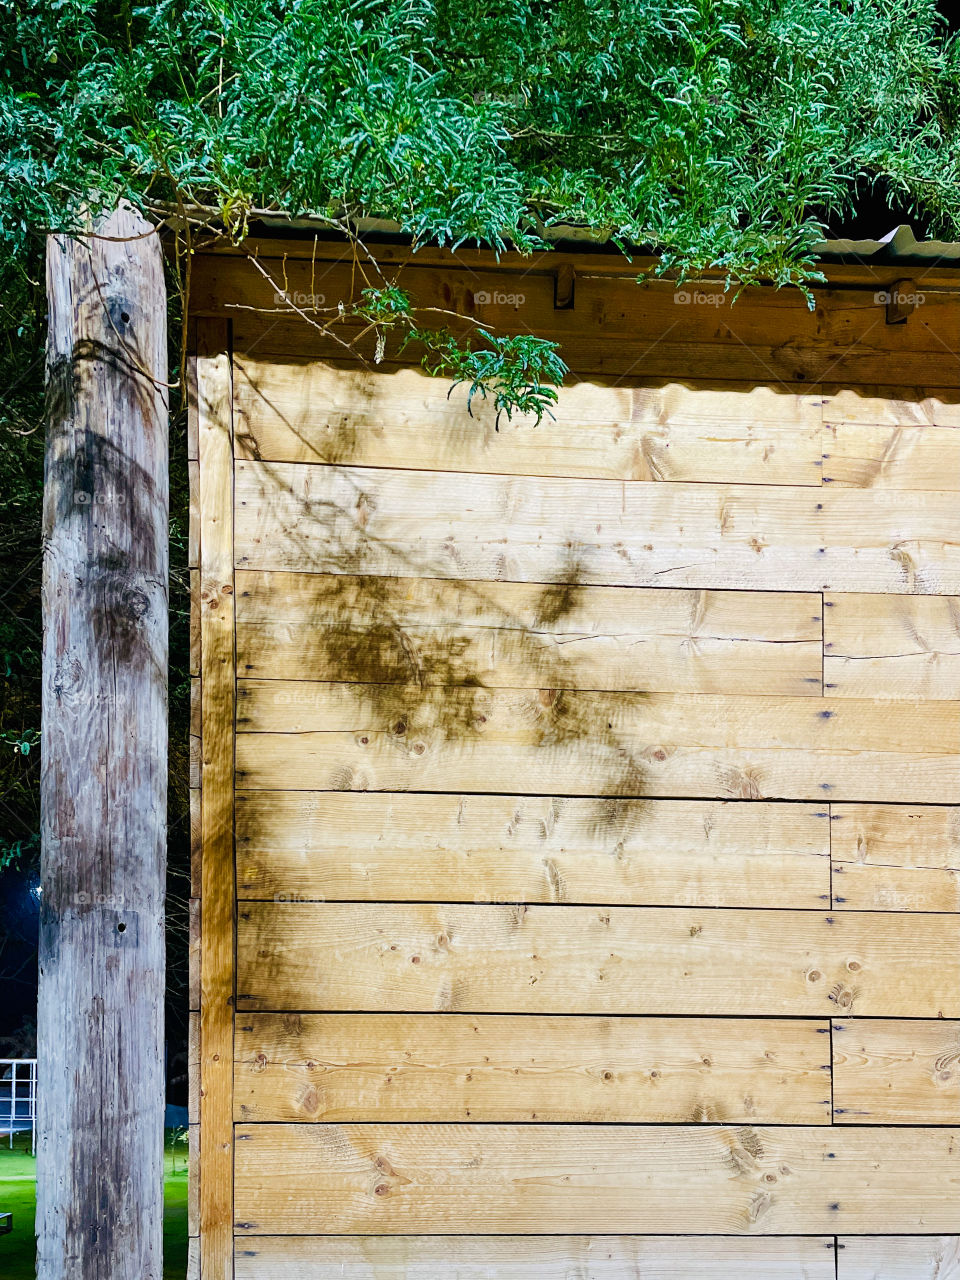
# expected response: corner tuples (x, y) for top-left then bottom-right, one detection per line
(39, 204), (168, 1278)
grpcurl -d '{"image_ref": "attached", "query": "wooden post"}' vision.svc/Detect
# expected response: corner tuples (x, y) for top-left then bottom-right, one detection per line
(39, 205), (168, 1278)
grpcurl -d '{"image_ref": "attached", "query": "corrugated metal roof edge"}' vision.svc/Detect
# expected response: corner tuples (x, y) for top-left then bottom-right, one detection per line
(252, 216), (960, 266)
(813, 224), (960, 263)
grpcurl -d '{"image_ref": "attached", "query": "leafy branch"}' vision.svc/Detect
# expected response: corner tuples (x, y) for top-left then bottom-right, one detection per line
(409, 326), (566, 425)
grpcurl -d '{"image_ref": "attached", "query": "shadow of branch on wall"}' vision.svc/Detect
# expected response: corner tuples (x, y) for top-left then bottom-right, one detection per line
(233, 445), (649, 800)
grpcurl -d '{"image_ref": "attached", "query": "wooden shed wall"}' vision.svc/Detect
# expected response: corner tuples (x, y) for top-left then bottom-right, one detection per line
(189, 244), (960, 1279)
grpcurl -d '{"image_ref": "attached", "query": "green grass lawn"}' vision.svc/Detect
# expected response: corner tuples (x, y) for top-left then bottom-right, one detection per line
(0, 1129), (190, 1279)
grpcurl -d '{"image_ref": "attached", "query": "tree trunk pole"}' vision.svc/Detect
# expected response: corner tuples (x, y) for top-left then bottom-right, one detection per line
(38, 204), (168, 1279)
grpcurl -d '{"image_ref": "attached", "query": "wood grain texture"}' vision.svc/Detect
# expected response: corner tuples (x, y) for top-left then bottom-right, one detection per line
(39, 205), (168, 1280)
(188, 1124), (199, 1238)
(233, 312), (960, 387)
(234, 460), (960, 594)
(234, 359), (824, 485)
(238, 679), (956, 747)
(188, 458), (200, 567)
(235, 681), (960, 803)
(823, 421), (960, 490)
(236, 570), (823, 696)
(193, 239), (960, 285)
(236, 903), (960, 1018)
(190, 673), (201, 737)
(189, 568), (200, 675)
(201, 258), (853, 350)
(234, 1013), (831, 1124)
(837, 1237), (960, 1278)
(822, 388), (960, 428)
(233, 1123), (960, 1234)
(195, 253), (960, 386)
(236, 792), (831, 907)
(234, 1235), (837, 1278)
(190, 785), (201, 899)
(832, 1019), (960, 1124)
(823, 592), (960, 700)
(189, 897), (200, 1012)
(186, 316), (199, 460)
(192, 253), (960, 1268)
(196, 317), (235, 1280)
(831, 804), (960, 912)
(189, 1011), (199, 1118)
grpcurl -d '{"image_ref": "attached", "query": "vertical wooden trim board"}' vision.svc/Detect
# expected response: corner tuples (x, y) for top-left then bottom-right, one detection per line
(197, 317), (236, 1280)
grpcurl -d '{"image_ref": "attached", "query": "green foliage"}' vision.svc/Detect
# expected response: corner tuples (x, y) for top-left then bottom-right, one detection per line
(3, 1), (959, 269)
(410, 327), (566, 424)
(0, 246), (44, 872)
(2, 0), (960, 401)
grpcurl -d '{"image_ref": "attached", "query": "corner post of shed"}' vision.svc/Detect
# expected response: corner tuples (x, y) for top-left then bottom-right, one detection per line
(38, 204), (169, 1277)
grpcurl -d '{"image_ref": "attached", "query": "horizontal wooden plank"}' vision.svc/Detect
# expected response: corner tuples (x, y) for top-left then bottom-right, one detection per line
(837, 1237), (960, 1278)
(831, 804), (960, 912)
(236, 682), (960, 803)
(234, 461), (960, 594)
(236, 571), (823, 696)
(236, 903), (960, 1017)
(208, 256), (960, 388)
(193, 239), (960, 287)
(832, 1019), (960, 1124)
(233, 1123), (960, 1234)
(193, 239), (960, 296)
(235, 359), (824, 485)
(235, 1235), (838, 1278)
(236, 793), (831, 907)
(824, 593), (960, 700)
(194, 255), (960, 361)
(238, 681), (956, 750)
(822, 388), (960, 428)
(823, 422), (960, 491)
(234, 1013), (831, 1124)
(232, 313), (960, 386)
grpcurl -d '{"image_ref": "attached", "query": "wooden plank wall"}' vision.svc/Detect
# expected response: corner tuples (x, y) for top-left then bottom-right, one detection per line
(190, 247), (960, 1278)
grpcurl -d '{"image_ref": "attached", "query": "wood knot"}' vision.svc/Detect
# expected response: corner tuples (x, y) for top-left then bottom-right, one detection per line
(829, 983), (856, 1010)
(298, 1087), (320, 1116)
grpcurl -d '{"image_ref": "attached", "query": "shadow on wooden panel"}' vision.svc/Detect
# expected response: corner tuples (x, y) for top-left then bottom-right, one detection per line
(234, 466), (653, 796)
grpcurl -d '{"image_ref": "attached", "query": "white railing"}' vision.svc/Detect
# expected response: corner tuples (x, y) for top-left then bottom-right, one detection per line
(0, 1058), (37, 1153)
